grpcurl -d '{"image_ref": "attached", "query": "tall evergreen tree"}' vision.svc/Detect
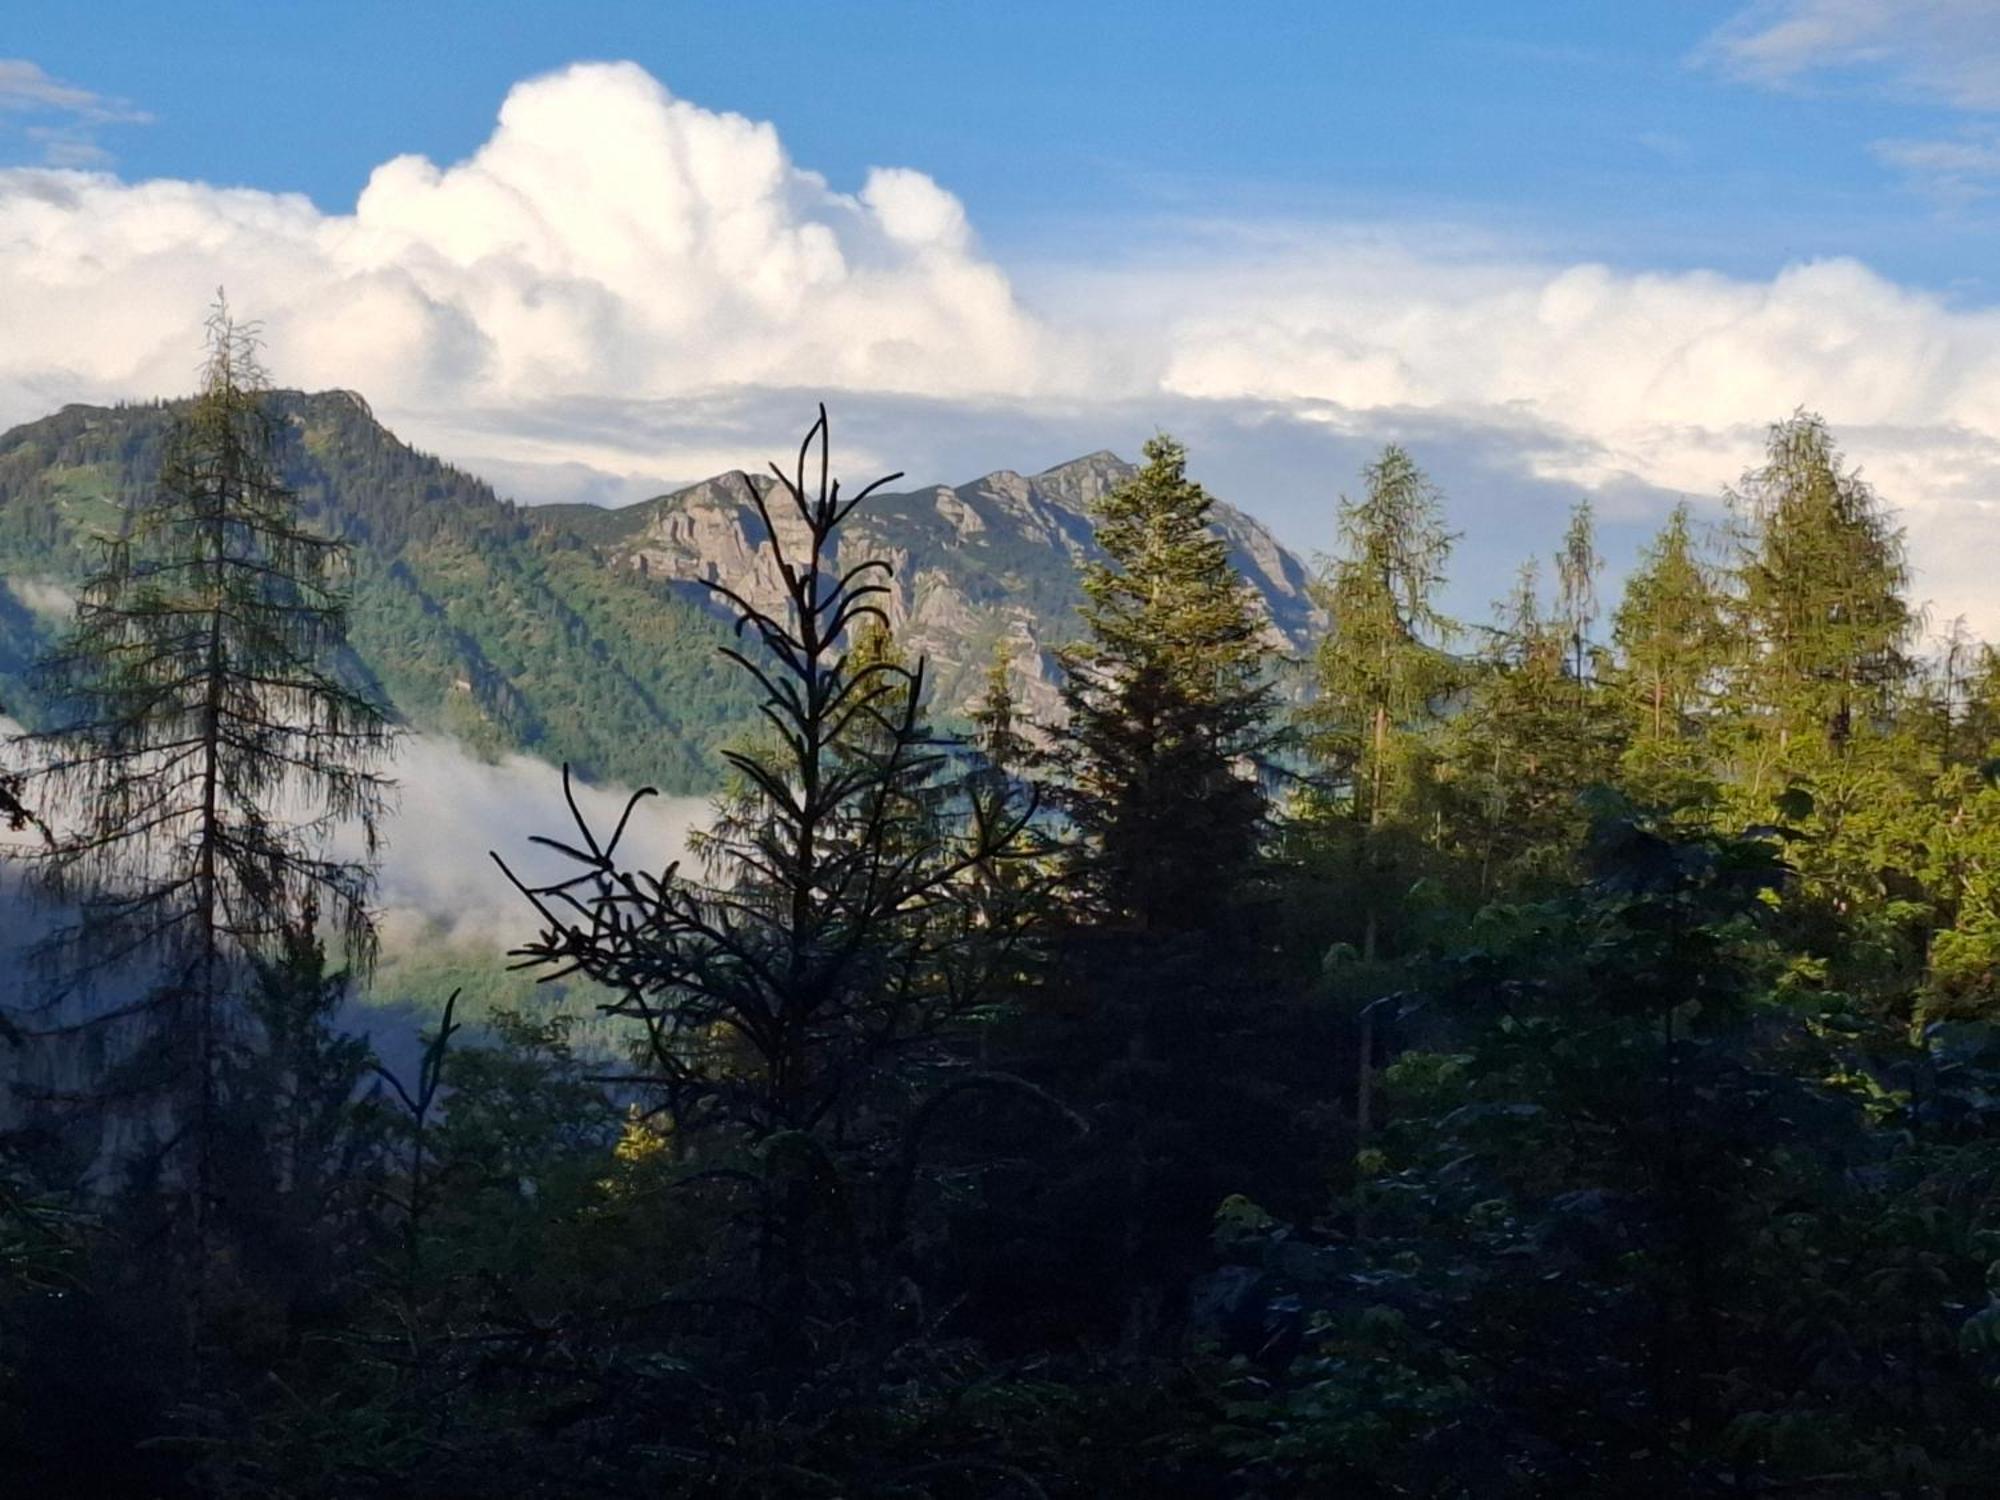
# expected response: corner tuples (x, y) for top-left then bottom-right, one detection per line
(1555, 498), (1602, 695)
(1444, 561), (1620, 896)
(1733, 411), (1912, 755)
(1050, 434), (1275, 935)
(1719, 415), (1927, 1010)
(971, 642), (1031, 780)
(6, 300), (394, 1242)
(1612, 505), (1729, 745)
(1303, 445), (1459, 834)
(1299, 444), (1458, 960)
(1608, 504), (1732, 811)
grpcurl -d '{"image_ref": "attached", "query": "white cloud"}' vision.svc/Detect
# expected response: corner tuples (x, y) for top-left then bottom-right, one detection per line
(0, 61), (1074, 435)
(1054, 235), (2000, 630)
(1872, 125), (2000, 201)
(359, 734), (707, 950)
(1149, 249), (2000, 488)
(3, 60), (2000, 633)
(3, 576), (76, 619)
(2, 719), (707, 960)
(0, 58), (150, 168)
(1704, 1), (2000, 108)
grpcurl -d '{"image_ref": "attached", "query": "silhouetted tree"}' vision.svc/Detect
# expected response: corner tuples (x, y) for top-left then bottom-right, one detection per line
(501, 408), (1040, 1144)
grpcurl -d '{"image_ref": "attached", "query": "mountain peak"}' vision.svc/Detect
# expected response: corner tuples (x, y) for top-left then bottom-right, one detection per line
(1029, 450), (1135, 514)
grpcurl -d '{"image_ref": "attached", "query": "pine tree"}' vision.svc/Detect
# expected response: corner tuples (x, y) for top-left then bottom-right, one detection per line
(6, 299), (394, 1245)
(1051, 434), (1276, 935)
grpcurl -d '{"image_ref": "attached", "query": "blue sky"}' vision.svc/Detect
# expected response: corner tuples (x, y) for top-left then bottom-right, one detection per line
(7, 2), (2000, 632)
(11, 0), (1997, 288)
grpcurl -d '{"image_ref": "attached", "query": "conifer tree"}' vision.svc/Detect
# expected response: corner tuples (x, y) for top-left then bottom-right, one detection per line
(1300, 444), (1458, 959)
(1444, 561), (1619, 895)
(1555, 498), (1602, 695)
(1612, 505), (1729, 745)
(1733, 411), (1912, 754)
(503, 409), (1038, 1142)
(1608, 504), (1732, 811)
(1721, 415), (1926, 1009)
(6, 299), (393, 1240)
(1304, 445), (1458, 834)
(1050, 434), (1275, 934)
(971, 642), (1030, 780)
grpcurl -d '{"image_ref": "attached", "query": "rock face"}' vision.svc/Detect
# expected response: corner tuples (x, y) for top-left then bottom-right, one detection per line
(603, 452), (1323, 724)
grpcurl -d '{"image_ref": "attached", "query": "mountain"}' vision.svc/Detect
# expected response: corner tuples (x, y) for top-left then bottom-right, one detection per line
(545, 448), (1320, 722)
(0, 390), (755, 792)
(0, 392), (1321, 792)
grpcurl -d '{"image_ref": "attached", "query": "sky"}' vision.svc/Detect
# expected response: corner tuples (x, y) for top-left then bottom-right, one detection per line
(7, 0), (2000, 630)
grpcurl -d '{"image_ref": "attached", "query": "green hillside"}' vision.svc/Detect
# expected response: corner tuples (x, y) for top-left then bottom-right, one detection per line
(0, 391), (752, 792)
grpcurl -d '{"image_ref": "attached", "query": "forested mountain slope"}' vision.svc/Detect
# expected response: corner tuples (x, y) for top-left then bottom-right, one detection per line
(0, 393), (1319, 789)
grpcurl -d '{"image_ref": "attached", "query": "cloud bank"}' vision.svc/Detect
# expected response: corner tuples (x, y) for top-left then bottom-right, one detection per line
(2, 716), (707, 962)
(363, 733), (707, 952)
(3, 58), (2000, 629)
(0, 61), (1068, 431)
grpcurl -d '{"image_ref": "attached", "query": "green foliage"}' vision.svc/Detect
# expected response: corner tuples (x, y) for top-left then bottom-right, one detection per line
(1731, 409), (1913, 756)
(1051, 433), (1277, 935)
(1438, 560), (1623, 897)
(29, 401), (2000, 1499)
(1607, 502), (1732, 813)
(0, 388), (756, 794)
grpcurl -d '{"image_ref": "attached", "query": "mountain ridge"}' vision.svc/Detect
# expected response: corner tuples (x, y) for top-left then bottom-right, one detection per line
(0, 391), (1321, 789)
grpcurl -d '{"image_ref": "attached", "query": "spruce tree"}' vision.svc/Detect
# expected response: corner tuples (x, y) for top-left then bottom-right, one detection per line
(1733, 411), (1912, 754)
(1300, 444), (1458, 958)
(1444, 561), (1620, 896)
(1304, 445), (1458, 832)
(1050, 434), (1275, 935)
(503, 409), (1038, 1143)
(6, 300), (394, 1243)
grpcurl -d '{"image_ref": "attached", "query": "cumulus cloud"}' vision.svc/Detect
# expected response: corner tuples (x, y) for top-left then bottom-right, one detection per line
(1146, 247), (2000, 488)
(0, 60), (1072, 434)
(1032, 235), (1998, 629)
(3, 59), (2000, 632)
